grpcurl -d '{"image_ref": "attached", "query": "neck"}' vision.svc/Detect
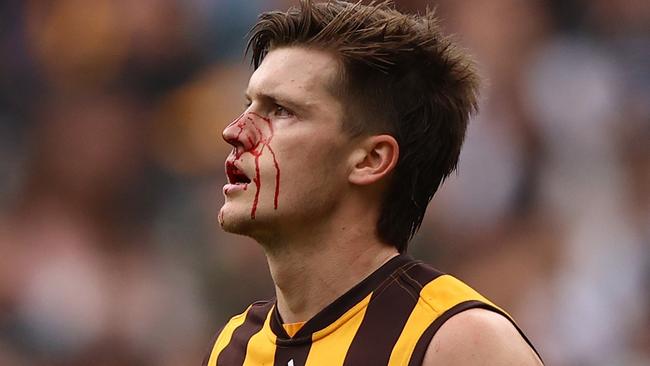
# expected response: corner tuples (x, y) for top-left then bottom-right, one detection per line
(262, 220), (398, 324)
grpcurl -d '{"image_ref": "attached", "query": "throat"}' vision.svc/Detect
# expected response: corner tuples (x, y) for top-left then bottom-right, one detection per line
(268, 244), (399, 324)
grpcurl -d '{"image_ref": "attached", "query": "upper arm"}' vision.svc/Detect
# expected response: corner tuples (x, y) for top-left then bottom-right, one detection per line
(421, 308), (543, 366)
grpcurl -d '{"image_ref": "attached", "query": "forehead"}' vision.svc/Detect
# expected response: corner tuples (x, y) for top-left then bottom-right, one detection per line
(246, 47), (341, 105)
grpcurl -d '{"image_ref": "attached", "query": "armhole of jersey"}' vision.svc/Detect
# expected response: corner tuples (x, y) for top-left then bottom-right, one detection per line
(407, 300), (543, 366)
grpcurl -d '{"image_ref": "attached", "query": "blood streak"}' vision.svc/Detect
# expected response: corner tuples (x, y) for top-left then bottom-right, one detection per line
(224, 112), (281, 219)
(269, 147), (280, 209)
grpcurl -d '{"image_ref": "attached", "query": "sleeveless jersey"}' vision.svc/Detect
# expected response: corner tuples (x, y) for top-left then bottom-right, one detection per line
(203, 254), (540, 365)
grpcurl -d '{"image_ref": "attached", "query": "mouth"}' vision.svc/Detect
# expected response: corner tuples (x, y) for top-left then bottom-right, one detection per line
(226, 161), (251, 185)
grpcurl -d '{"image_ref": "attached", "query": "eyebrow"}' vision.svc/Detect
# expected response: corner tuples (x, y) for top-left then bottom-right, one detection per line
(244, 91), (311, 114)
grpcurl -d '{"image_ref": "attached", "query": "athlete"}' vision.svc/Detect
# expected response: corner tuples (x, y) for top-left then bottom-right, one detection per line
(205, 1), (542, 365)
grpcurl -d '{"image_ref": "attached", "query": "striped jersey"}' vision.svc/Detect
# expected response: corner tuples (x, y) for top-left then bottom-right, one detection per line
(203, 254), (539, 365)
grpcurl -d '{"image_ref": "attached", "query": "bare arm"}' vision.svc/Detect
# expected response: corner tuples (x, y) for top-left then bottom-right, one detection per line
(422, 308), (543, 365)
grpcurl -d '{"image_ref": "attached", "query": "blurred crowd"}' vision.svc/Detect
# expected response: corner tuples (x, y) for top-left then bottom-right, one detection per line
(0, 0), (648, 365)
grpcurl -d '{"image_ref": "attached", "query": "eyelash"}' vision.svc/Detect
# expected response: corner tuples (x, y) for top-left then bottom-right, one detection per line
(244, 100), (294, 118)
(273, 104), (293, 117)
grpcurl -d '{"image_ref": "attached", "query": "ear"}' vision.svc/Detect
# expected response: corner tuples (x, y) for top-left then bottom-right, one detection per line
(348, 135), (399, 186)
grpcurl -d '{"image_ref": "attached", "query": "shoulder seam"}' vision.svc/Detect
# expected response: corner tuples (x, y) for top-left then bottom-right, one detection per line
(399, 265), (444, 315)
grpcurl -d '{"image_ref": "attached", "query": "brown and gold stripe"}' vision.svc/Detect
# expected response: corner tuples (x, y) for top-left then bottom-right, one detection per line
(213, 301), (274, 366)
(204, 255), (541, 365)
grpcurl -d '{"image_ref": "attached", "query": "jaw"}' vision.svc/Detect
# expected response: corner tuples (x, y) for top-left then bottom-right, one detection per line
(219, 198), (275, 238)
(220, 198), (251, 229)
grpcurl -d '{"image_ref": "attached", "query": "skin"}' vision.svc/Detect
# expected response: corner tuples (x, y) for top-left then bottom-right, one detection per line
(221, 46), (400, 322)
(220, 46), (542, 365)
(423, 308), (543, 365)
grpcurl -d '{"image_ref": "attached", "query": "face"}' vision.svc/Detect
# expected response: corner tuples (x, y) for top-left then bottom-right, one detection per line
(219, 47), (353, 240)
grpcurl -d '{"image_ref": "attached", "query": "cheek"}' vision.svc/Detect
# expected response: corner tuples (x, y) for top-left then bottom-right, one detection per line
(275, 138), (346, 188)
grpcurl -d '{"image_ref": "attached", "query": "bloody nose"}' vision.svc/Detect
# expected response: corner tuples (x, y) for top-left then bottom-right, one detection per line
(222, 121), (242, 146)
(222, 113), (257, 152)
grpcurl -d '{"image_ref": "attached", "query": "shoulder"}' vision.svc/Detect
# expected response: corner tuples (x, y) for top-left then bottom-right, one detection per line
(202, 300), (274, 366)
(212, 300), (274, 348)
(422, 308), (543, 365)
(224, 300), (274, 328)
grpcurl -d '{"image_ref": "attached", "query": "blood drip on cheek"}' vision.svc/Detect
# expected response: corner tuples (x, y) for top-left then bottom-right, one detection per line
(225, 112), (281, 219)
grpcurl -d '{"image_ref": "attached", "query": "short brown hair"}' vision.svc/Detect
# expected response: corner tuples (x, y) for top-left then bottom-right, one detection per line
(247, 0), (479, 252)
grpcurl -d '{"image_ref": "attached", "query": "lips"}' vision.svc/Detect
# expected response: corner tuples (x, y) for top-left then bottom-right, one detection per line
(226, 160), (251, 185)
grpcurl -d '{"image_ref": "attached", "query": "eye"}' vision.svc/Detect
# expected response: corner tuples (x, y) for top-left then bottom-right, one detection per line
(274, 104), (294, 118)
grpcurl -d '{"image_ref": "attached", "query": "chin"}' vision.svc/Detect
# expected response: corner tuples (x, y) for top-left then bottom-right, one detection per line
(219, 205), (249, 232)
(219, 204), (282, 242)
(219, 204), (260, 233)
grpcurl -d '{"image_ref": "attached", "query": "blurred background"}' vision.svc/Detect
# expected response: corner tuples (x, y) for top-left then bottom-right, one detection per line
(0, 0), (648, 365)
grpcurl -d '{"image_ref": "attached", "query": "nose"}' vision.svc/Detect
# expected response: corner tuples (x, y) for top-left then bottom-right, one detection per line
(223, 113), (256, 152)
(222, 117), (242, 147)
(223, 113), (248, 151)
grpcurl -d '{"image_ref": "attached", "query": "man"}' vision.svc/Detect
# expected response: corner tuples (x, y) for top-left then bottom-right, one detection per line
(205, 1), (543, 365)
